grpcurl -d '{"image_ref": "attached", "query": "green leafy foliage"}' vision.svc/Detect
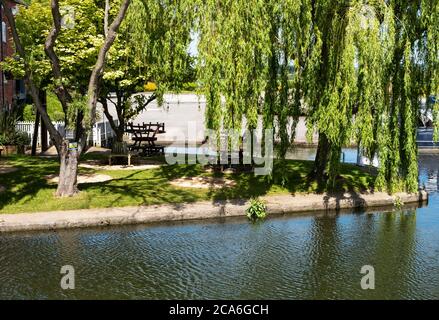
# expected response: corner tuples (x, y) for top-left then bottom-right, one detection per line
(46, 92), (65, 122)
(0, 109), (30, 147)
(21, 92), (65, 122)
(246, 198), (267, 221)
(196, 0), (438, 193)
(0, 109), (17, 138)
(394, 196), (404, 210)
(22, 105), (34, 122)
(0, 131), (31, 147)
(96, 0), (196, 141)
(3, 0), (437, 196)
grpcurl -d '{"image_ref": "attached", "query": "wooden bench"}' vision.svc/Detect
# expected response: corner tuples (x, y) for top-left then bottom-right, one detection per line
(108, 141), (139, 166)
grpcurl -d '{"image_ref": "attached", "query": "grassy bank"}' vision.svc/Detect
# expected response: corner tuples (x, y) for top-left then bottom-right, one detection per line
(0, 155), (374, 214)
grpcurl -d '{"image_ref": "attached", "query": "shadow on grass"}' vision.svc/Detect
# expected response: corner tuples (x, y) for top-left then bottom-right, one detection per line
(79, 167), (204, 211)
(0, 155), (376, 214)
(205, 160), (376, 208)
(0, 156), (59, 212)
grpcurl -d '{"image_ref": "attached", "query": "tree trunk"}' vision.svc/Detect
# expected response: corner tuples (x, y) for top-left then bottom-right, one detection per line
(116, 126), (124, 143)
(40, 90), (48, 152)
(311, 132), (331, 184)
(100, 98), (123, 143)
(75, 110), (85, 142)
(115, 117), (126, 143)
(86, 0), (132, 141)
(56, 140), (79, 197)
(31, 110), (40, 156)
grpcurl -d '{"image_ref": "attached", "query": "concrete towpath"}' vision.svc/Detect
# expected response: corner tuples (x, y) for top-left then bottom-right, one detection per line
(0, 191), (428, 233)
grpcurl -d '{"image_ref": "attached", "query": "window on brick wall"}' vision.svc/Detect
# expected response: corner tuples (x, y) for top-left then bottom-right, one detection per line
(1, 21), (6, 43)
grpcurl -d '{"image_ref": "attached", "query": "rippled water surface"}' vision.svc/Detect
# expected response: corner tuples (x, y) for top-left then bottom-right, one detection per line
(0, 153), (438, 299)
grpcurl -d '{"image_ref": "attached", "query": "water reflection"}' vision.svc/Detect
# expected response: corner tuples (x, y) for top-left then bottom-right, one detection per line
(419, 154), (439, 193)
(286, 147), (358, 164)
(0, 154), (438, 299)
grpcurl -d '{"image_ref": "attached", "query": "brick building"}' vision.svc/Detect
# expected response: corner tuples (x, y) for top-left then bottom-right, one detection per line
(0, 1), (26, 109)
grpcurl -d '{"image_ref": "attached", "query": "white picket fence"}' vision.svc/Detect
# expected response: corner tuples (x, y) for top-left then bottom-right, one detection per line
(91, 120), (119, 148)
(16, 120), (118, 148)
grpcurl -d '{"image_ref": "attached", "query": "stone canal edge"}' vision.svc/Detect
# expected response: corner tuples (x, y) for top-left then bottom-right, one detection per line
(0, 191), (429, 233)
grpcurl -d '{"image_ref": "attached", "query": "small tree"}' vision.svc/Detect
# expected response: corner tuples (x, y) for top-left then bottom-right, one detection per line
(98, 0), (195, 143)
(1, 0), (131, 196)
(98, 31), (157, 143)
(2, 0), (105, 154)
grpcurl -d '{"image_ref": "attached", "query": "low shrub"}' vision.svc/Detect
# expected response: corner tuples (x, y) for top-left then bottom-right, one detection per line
(394, 196), (404, 210)
(14, 131), (31, 147)
(0, 131), (31, 147)
(246, 198), (267, 221)
(0, 134), (6, 146)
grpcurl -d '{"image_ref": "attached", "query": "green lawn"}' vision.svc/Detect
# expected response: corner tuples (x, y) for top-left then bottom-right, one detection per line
(0, 155), (375, 214)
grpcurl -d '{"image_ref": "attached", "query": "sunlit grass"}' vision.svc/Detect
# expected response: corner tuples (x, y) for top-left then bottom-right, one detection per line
(0, 155), (374, 214)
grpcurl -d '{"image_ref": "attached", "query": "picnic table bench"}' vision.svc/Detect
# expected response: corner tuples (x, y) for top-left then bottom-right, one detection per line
(125, 122), (166, 156)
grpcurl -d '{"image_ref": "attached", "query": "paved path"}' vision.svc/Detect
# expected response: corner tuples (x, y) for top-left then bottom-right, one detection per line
(0, 191), (428, 233)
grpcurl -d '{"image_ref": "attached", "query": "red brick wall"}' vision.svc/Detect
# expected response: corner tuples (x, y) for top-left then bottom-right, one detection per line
(0, 2), (17, 108)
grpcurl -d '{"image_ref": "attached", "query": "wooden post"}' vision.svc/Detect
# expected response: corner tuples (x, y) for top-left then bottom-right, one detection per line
(40, 90), (48, 152)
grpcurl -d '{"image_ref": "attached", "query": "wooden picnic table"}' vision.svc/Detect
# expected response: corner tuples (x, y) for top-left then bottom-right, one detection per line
(125, 122), (166, 156)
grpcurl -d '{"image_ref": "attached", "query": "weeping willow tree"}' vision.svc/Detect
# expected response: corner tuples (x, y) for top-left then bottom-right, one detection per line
(422, 0), (439, 142)
(304, 0), (396, 188)
(195, 0), (312, 168)
(123, 0), (195, 104)
(196, 0), (439, 193)
(368, 0), (439, 193)
(196, 0), (271, 133)
(304, 0), (439, 192)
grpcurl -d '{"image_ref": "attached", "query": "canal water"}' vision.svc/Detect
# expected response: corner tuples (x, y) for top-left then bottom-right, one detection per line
(0, 153), (438, 299)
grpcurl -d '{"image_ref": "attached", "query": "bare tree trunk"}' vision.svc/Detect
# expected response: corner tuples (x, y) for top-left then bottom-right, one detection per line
(116, 121), (125, 142)
(100, 98), (121, 141)
(311, 132), (331, 185)
(45, 0), (72, 112)
(56, 140), (79, 197)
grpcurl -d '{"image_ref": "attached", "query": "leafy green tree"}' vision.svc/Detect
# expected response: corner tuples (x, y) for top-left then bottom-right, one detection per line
(3, 0), (104, 99)
(99, 0), (194, 143)
(2, 0), (131, 196)
(196, 0), (438, 193)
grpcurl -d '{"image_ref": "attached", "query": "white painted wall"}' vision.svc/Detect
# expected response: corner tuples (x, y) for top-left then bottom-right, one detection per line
(97, 93), (318, 145)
